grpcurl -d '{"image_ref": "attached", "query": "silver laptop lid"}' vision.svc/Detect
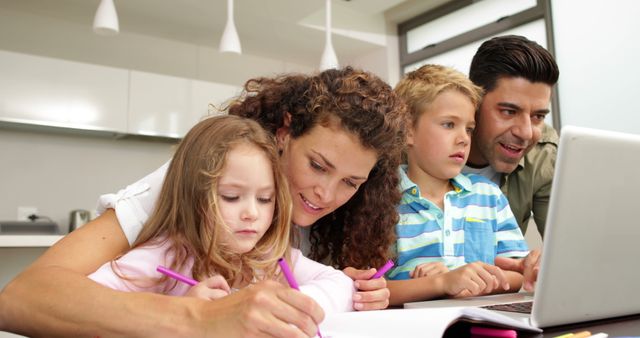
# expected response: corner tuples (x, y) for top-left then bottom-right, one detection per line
(532, 126), (640, 327)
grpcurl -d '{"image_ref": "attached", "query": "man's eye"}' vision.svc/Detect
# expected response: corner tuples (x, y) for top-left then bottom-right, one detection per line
(310, 160), (326, 172)
(533, 114), (547, 121)
(500, 109), (516, 116)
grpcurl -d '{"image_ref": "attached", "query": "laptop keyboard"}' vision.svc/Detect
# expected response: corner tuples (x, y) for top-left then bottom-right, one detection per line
(481, 301), (533, 314)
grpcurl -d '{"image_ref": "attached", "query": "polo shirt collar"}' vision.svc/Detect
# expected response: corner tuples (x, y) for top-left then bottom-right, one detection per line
(398, 165), (472, 196)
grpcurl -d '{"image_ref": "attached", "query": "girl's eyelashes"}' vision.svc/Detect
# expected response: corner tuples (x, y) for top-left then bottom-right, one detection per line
(219, 194), (274, 203)
(257, 196), (274, 204)
(220, 195), (239, 202)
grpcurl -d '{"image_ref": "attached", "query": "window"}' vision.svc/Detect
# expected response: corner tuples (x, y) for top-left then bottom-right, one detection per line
(398, 0), (559, 127)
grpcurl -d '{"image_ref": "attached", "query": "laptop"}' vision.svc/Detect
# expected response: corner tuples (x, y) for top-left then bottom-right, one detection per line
(404, 125), (640, 328)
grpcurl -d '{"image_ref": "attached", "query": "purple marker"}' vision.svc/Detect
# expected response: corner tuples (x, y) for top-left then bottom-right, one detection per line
(277, 258), (300, 290)
(157, 265), (198, 286)
(278, 258), (322, 338)
(370, 260), (394, 279)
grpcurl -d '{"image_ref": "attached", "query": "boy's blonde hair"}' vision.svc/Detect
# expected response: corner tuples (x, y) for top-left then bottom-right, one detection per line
(115, 115), (291, 291)
(395, 64), (484, 127)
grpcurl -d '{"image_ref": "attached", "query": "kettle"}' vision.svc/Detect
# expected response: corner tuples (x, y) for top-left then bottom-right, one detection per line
(69, 209), (91, 233)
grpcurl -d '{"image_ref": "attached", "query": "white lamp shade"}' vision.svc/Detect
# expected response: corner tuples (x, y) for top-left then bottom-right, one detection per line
(320, 43), (339, 70)
(319, 0), (338, 70)
(219, 0), (241, 54)
(93, 0), (119, 35)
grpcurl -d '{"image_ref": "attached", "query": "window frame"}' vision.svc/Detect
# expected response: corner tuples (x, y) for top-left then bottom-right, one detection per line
(397, 0), (561, 128)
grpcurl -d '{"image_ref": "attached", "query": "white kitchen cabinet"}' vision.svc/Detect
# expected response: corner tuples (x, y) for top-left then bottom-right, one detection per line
(128, 71), (241, 138)
(187, 79), (240, 135)
(127, 70), (191, 138)
(0, 50), (128, 132)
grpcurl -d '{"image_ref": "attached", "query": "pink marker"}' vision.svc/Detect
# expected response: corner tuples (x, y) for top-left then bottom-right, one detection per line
(157, 265), (197, 286)
(470, 326), (517, 338)
(370, 260), (394, 279)
(278, 258), (323, 338)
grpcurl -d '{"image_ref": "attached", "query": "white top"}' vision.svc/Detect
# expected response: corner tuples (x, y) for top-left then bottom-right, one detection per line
(89, 244), (354, 314)
(97, 161), (170, 245)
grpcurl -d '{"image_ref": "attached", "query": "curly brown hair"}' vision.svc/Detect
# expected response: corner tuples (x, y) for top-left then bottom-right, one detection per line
(229, 67), (406, 269)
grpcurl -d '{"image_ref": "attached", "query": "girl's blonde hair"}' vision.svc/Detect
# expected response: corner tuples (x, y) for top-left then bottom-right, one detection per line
(118, 115), (291, 290)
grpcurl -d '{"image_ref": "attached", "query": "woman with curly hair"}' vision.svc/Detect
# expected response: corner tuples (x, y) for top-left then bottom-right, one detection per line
(0, 67), (406, 337)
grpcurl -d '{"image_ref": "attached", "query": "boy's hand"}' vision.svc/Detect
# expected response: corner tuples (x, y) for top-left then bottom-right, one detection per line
(441, 262), (510, 297)
(410, 262), (449, 278)
(343, 267), (390, 311)
(185, 275), (231, 300)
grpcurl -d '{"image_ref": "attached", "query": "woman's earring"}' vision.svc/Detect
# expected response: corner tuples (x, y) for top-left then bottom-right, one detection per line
(278, 148), (283, 156)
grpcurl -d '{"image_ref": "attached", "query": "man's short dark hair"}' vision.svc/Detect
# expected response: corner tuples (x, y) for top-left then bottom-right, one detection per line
(469, 35), (559, 92)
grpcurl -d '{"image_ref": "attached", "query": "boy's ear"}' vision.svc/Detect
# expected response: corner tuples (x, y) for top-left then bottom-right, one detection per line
(406, 126), (415, 147)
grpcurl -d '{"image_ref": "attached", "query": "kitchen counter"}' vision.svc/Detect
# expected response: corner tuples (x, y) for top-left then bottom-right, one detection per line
(0, 234), (63, 247)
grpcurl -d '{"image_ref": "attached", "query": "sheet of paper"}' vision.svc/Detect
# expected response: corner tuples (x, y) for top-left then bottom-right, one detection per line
(320, 306), (540, 338)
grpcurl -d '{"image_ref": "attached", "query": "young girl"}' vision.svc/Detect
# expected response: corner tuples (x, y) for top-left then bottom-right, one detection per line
(89, 115), (354, 313)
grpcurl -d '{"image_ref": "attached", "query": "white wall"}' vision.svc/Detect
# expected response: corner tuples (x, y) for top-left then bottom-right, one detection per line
(551, 0), (640, 135)
(0, 127), (173, 231)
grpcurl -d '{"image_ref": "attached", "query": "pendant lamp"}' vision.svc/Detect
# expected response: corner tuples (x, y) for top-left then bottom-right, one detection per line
(319, 0), (339, 70)
(93, 0), (119, 35)
(219, 0), (242, 54)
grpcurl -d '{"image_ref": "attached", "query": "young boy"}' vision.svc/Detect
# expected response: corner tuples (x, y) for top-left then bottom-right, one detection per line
(387, 64), (529, 305)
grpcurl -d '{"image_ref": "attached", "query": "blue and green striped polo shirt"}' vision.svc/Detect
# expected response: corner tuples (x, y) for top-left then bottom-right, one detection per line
(388, 166), (529, 280)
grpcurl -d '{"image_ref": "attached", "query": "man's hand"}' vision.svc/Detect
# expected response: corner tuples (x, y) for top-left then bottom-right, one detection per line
(494, 249), (541, 291)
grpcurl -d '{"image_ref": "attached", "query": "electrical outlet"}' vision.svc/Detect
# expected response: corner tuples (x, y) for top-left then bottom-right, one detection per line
(17, 206), (38, 221)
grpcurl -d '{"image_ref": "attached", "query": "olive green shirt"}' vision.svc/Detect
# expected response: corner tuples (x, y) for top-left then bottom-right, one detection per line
(500, 124), (558, 237)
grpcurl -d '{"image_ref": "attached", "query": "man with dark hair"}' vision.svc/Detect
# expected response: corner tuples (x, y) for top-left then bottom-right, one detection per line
(462, 35), (560, 291)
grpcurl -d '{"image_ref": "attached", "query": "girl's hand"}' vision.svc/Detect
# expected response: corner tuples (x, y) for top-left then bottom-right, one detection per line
(441, 262), (510, 297)
(343, 267), (390, 311)
(410, 262), (449, 279)
(186, 275), (231, 301)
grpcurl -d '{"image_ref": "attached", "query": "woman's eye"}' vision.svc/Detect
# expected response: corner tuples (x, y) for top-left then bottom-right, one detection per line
(220, 195), (239, 202)
(343, 179), (358, 189)
(310, 160), (326, 172)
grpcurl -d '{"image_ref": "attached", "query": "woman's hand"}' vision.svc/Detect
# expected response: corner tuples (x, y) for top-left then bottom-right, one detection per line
(343, 267), (390, 311)
(186, 275), (231, 301)
(410, 262), (449, 279)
